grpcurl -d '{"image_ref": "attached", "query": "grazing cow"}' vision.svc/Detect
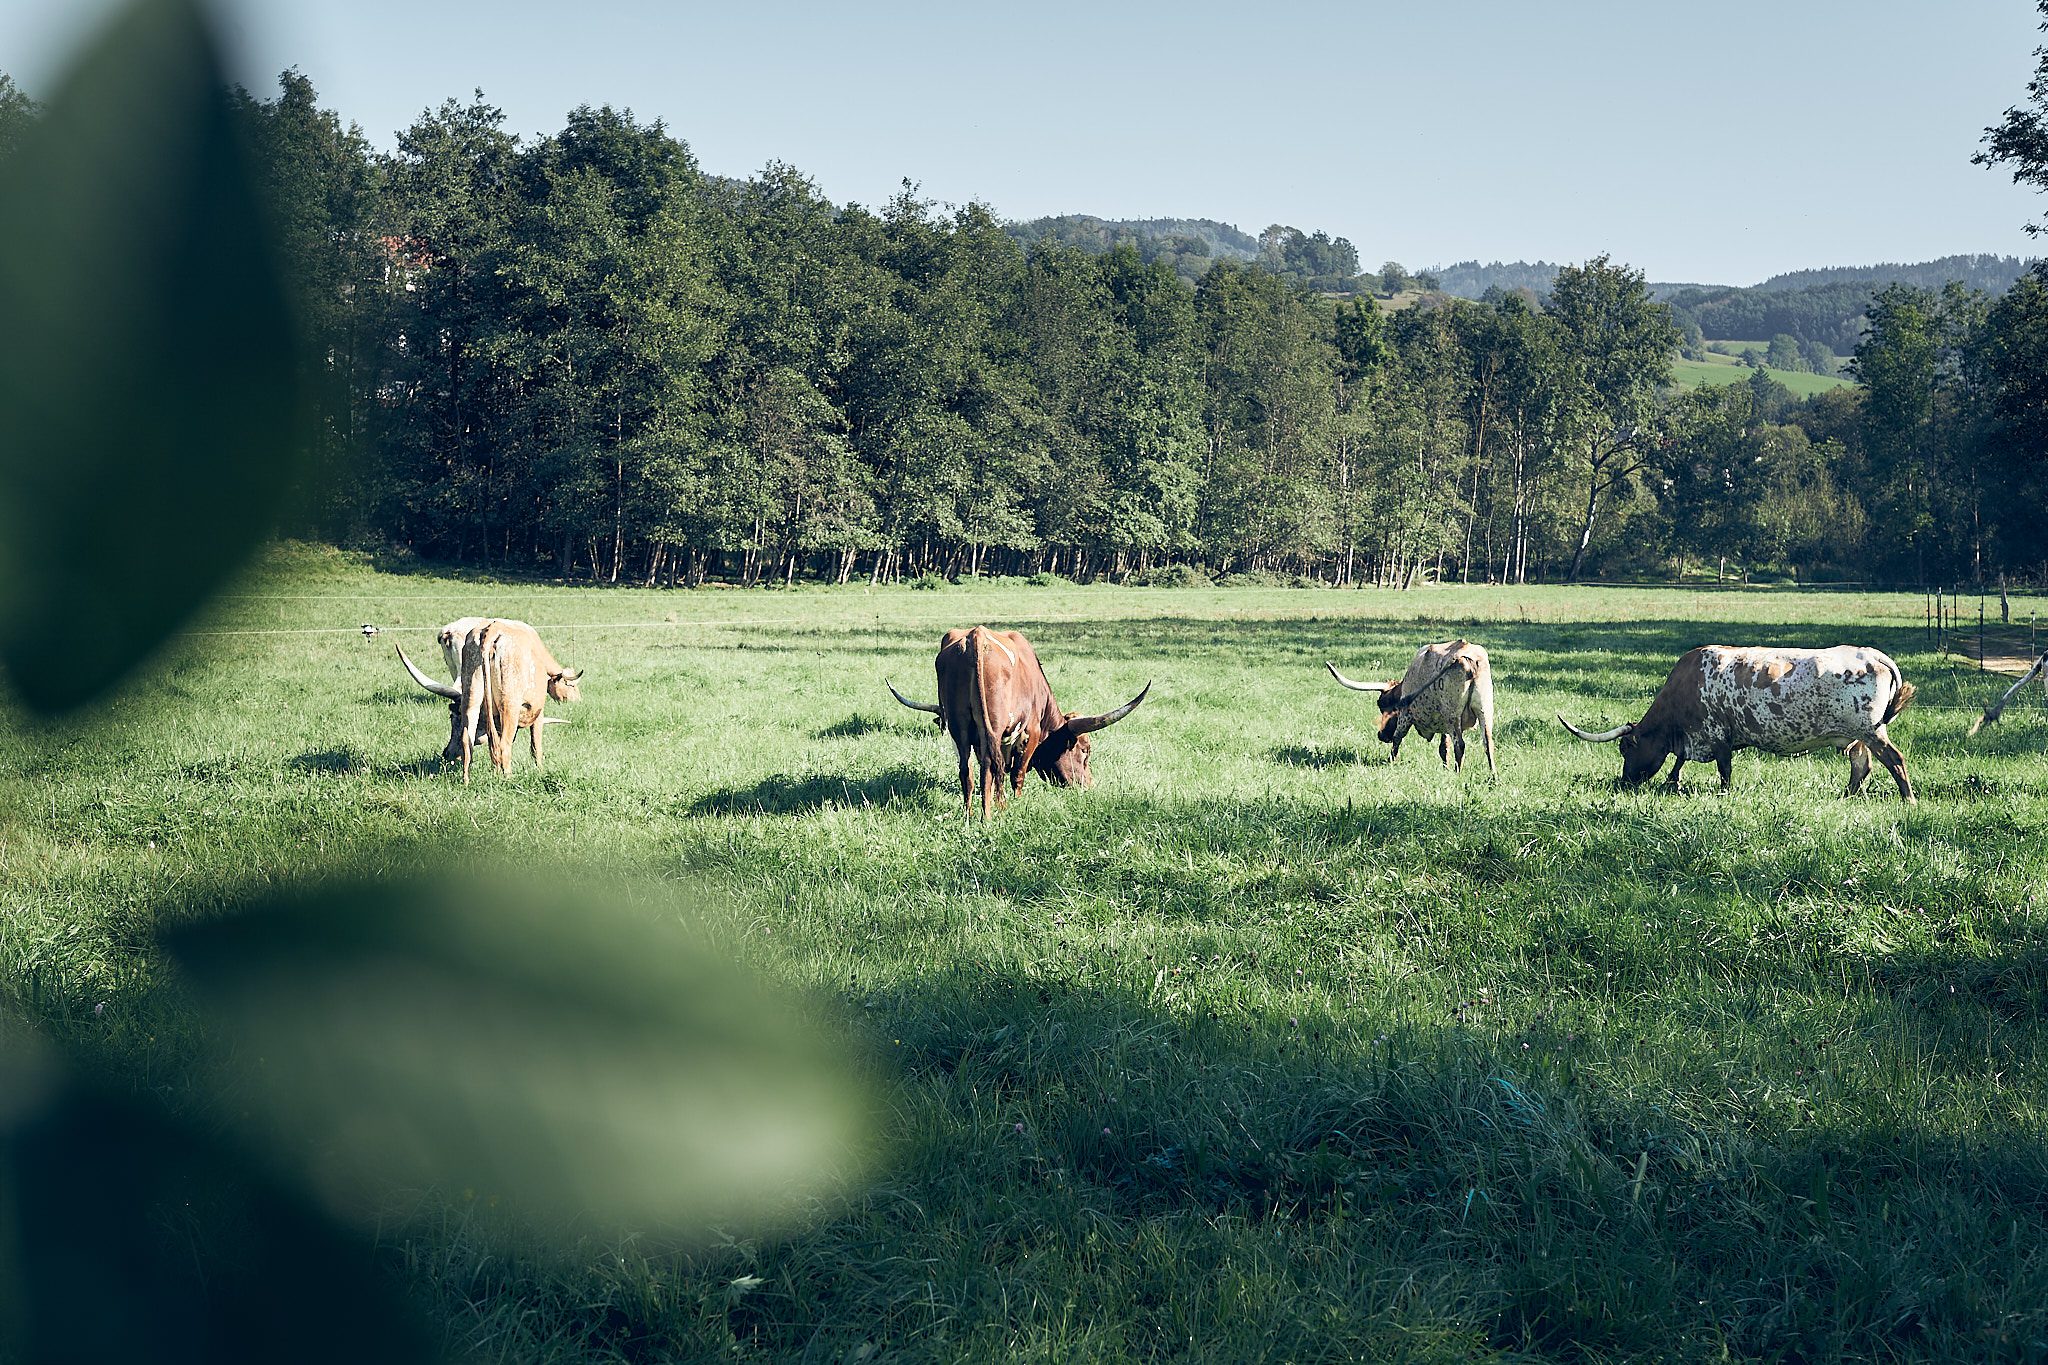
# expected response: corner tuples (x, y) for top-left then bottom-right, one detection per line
(887, 626), (1150, 817)
(396, 618), (581, 780)
(1559, 644), (1915, 802)
(1327, 639), (1497, 775)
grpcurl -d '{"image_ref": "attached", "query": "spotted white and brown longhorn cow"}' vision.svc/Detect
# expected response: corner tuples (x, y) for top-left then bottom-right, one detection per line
(1559, 644), (1915, 801)
(396, 618), (581, 779)
(888, 626), (1150, 818)
(1327, 639), (1497, 775)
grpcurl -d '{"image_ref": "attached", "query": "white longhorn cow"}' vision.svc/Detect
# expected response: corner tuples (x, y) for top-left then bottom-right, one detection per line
(1327, 639), (1497, 775)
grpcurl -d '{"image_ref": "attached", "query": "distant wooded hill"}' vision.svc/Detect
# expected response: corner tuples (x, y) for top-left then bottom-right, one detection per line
(1003, 215), (1366, 292)
(1752, 255), (2032, 293)
(1431, 255), (2037, 302)
(1430, 255), (2041, 352)
(1000, 227), (2037, 348)
(1427, 260), (1569, 298)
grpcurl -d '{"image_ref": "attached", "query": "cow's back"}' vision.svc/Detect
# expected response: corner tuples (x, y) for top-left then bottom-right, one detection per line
(1693, 645), (1903, 755)
(473, 620), (553, 718)
(934, 629), (976, 737)
(1399, 640), (1490, 736)
(440, 616), (495, 680)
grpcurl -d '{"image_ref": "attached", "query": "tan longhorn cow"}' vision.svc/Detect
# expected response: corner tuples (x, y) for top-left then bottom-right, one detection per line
(396, 618), (581, 780)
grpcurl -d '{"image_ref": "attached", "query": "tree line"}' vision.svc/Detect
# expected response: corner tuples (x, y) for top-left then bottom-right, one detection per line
(9, 69), (2044, 589)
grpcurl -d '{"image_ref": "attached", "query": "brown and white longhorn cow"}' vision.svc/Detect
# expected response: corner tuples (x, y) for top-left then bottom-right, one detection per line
(888, 626), (1150, 818)
(1328, 639), (1497, 775)
(1559, 644), (1915, 801)
(396, 618), (581, 780)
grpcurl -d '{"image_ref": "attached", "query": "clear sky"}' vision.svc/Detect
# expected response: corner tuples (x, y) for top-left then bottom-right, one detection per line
(4, 0), (2046, 286)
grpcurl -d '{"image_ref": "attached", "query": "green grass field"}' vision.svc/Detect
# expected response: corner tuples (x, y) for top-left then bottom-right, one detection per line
(8, 546), (2048, 1361)
(1671, 356), (1856, 397)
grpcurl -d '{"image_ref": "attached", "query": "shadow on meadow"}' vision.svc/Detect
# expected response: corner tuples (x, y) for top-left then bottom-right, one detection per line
(1270, 742), (1371, 768)
(287, 748), (457, 783)
(744, 613), (1953, 703)
(689, 764), (939, 816)
(288, 749), (364, 774)
(814, 712), (890, 740)
(754, 943), (2048, 1363)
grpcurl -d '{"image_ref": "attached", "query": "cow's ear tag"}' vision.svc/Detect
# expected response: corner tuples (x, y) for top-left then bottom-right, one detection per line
(0, 0), (305, 713)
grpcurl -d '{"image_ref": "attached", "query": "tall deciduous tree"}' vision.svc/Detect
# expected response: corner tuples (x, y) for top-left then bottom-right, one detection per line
(233, 71), (380, 540)
(1545, 255), (1678, 580)
(1851, 283), (1992, 582)
(1976, 0), (2048, 236)
(375, 93), (522, 562)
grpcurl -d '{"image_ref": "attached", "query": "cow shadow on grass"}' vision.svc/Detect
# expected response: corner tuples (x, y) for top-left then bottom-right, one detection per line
(289, 749), (365, 774)
(690, 764), (939, 816)
(814, 712), (889, 740)
(1271, 743), (1369, 769)
(292, 748), (486, 783)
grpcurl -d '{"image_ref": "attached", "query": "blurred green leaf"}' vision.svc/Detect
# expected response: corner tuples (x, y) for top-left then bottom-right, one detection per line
(162, 880), (870, 1234)
(0, 1047), (439, 1364)
(0, 0), (302, 713)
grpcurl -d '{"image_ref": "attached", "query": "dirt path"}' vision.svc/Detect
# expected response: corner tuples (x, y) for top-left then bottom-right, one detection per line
(1952, 625), (2048, 676)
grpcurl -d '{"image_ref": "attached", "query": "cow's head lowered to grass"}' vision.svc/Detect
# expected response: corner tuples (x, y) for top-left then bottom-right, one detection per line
(1324, 666), (1406, 743)
(396, 640), (474, 762)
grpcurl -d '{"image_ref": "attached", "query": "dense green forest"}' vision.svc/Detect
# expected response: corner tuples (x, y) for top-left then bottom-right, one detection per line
(1007, 215), (1367, 294)
(6, 68), (2042, 589)
(1754, 254), (2031, 293)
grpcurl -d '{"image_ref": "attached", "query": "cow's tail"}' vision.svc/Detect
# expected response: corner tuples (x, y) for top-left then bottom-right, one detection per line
(482, 625), (505, 749)
(1882, 660), (1916, 725)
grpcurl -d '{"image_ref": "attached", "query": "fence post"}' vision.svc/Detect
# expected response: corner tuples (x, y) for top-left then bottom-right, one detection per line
(1980, 602), (1986, 670)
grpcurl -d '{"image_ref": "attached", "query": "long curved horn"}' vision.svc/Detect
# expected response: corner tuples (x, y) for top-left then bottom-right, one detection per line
(397, 644), (461, 699)
(1068, 681), (1152, 735)
(1326, 662), (1390, 693)
(1558, 713), (1633, 743)
(887, 680), (940, 714)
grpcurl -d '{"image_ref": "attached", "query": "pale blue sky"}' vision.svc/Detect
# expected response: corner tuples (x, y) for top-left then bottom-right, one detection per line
(4, 0), (2045, 285)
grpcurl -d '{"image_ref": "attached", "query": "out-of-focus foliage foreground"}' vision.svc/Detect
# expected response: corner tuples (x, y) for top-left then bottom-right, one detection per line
(0, 6), (867, 1360)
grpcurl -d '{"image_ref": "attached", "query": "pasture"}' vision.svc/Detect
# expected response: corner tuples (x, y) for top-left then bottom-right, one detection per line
(7, 547), (2048, 1362)
(1670, 356), (1856, 397)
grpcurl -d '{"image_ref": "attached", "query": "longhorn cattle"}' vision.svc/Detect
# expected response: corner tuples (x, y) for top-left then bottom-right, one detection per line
(1559, 644), (1915, 801)
(1327, 639), (1497, 775)
(888, 626), (1150, 818)
(396, 618), (581, 780)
